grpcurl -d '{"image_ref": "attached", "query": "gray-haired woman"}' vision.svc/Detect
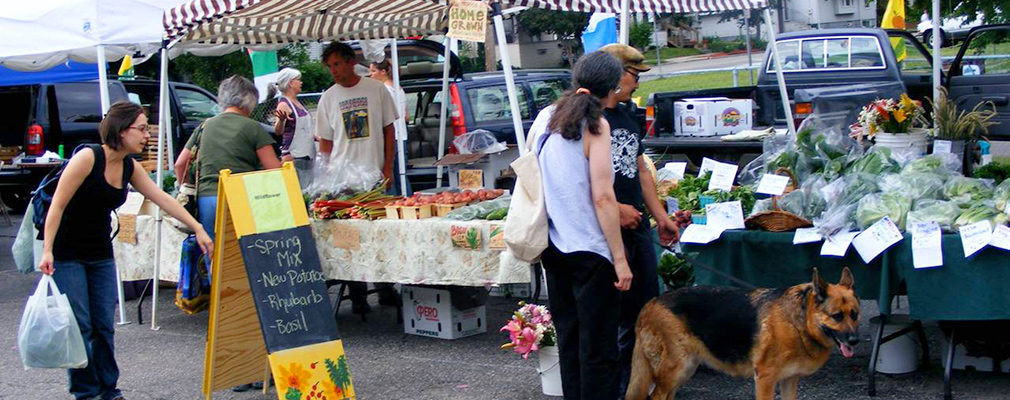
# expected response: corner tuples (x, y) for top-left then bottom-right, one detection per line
(268, 68), (315, 187)
(174, 75), (281, 240)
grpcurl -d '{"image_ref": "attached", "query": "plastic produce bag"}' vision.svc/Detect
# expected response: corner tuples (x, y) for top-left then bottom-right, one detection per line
(847, 146), (900, 175)
(814, 204), (856, 237)
(856, 192), (912, 231)
(994, 179), (1010, 214)
(878, 173), (944, 200)
(901, 153), (961, 177)
(908, 201), (961, 232)
(943, 177), (994, 202)
(953, 203), (1007, 230)
(12, 205), (36, 274)
(305, 159), (384, 199)
(18, 275), (87, 370)
(453, 129), (508, 155)
(445, 195), (512, 221)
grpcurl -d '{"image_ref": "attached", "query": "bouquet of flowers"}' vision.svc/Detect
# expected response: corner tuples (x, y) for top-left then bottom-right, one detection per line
(500, 302), (556, 359)
(850, 94), (929, 142)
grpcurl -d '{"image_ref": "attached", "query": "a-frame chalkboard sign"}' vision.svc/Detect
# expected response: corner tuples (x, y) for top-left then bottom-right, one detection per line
(202, 162), (354, 400)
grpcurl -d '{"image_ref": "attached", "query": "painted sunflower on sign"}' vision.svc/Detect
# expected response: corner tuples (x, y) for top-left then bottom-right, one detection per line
(277, 362), (312, 398)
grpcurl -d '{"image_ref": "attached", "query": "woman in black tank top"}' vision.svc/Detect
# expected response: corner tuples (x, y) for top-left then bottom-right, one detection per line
(37, 101), (212, 400)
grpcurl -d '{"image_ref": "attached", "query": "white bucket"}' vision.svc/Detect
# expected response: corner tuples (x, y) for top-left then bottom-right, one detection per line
(874, 129), (929, 160)
(871, 316), (920, 374)
(538, 345), (564, 397)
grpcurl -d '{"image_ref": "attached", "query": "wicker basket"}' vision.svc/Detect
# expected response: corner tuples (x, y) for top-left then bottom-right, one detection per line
(745, 190), (812, 232)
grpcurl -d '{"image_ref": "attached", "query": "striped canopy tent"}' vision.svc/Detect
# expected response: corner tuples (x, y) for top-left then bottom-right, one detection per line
(162, 0), (449, 48)
(501, 0), (767, 13)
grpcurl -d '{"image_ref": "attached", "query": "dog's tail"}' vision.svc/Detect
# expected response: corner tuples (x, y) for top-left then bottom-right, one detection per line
(624, 329), (653, 400)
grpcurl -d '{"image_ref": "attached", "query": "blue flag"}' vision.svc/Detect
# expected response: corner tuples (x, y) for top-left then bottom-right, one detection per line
(581, 13), (618, 54)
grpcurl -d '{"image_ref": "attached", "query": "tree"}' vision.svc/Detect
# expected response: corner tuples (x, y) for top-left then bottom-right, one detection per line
(516, 8), (590, 66)
(629, 20), (654, 50)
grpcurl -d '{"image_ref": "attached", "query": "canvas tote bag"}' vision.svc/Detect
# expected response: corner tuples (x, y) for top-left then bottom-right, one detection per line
(504, 108), (553, 263)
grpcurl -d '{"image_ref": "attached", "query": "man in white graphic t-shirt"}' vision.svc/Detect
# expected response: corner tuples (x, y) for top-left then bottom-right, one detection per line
(316, 41), (400, 315)
(316, 41), (398, 183)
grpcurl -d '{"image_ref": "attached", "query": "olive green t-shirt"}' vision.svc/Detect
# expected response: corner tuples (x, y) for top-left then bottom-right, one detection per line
(185, 113), (275, 197)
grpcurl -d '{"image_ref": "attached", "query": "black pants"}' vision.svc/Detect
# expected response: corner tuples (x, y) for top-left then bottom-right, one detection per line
(542, 242), (621, 400)
(346, 282), (395, 304)
(616, 223), (660, 396)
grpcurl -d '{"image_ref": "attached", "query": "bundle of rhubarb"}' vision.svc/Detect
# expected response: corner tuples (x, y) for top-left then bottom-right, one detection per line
(311, 184), (400, 220)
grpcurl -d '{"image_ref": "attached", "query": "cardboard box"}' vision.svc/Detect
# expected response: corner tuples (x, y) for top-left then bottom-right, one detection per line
(434, 147), (518, 190)
(402, 285), (487, 340)
(674, 98), (753, 137)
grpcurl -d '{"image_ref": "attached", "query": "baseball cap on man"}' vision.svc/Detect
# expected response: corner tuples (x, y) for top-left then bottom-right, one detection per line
(598, 44), (651, 72)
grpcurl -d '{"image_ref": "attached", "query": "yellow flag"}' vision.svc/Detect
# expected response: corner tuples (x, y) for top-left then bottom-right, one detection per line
(118, 55), (134, 77)
(881, 0), (907, 62)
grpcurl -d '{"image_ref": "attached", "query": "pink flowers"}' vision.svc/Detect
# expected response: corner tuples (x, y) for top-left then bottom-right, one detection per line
(500, 302), (557, 359)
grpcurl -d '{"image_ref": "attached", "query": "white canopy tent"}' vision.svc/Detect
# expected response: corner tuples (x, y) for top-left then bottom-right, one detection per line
(151, 0), (781, 328)
(0, 0), (193, 328)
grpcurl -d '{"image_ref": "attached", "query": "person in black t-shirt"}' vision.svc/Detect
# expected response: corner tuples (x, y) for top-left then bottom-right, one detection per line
(598, 44), (680, 398)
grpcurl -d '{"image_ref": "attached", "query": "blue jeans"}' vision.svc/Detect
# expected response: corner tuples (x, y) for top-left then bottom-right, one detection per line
(198, 196), (218, 242)
(51, 258), (122, 400)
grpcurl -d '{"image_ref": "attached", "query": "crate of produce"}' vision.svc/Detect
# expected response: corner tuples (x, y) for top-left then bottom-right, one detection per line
(400, 204), (434, 220)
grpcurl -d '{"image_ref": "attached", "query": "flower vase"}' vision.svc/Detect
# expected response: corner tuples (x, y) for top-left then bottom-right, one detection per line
(874, 128), (929, 160)
(537, 345), (564, 397)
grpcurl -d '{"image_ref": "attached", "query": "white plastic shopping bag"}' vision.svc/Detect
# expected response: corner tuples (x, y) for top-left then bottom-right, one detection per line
(17, 275), (88, 370)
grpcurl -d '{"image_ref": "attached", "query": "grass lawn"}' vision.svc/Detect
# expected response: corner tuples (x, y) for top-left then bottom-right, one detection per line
(642, 47), (704, 65)
(636, 70), (756, 100)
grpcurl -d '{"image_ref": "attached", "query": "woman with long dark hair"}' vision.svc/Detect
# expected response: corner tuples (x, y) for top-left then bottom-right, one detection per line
(39, 101), (213, 400)
(533, 51), (632, 400)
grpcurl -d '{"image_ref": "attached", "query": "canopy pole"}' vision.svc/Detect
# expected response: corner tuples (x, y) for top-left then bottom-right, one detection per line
(97, 46), (111, 115)
(763, 8), (796, 135)
(151, 45), (170, 331)
(619, 0), (630, 45)
(745, 9), (754, 83)
(390, 40), (409, 196)
(932, 0), (941, 132)
(491, 2), (526, 153)
(436, 38), (454, 188)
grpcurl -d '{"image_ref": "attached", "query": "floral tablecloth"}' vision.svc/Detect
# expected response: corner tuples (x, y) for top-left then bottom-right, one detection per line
(113, 216), (531, 287)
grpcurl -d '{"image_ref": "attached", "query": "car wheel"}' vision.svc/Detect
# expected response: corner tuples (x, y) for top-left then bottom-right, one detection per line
(924, 29), (948, 48)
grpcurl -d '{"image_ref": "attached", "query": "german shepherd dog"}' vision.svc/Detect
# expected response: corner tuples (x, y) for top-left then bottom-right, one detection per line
(625, 268), (860, 400)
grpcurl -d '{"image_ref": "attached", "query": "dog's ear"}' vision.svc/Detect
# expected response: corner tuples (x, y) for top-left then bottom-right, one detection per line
(838, 267), (854, 289)
(812, 268), (828, 303)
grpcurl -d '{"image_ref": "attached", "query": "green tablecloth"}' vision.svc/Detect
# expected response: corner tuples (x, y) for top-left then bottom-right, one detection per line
(683, 230), (1010, 321)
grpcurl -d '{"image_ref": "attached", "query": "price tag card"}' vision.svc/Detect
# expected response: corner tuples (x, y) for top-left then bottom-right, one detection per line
(959, 220), (992, 258)
(852, 217), (904, 263)
(820, 231), (858, 257)
(910, 221), (943, 269)
(819, 178), (845, 204)
(707, 163), (738, 192)
(793, 227), (823, 245)
(680, 224), (723, 244)
(756, 174), (791, 196)
(705, 201), (745, 231)
(662, 162), (687, 180)
(990, 225), (1010, 251)
(933, 140), (952, 154)
(698, 157), (718, 176)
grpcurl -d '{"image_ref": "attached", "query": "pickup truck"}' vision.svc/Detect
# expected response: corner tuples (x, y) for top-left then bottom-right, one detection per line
(644, 25), (1010, 168)
(0, 78), (221, 210)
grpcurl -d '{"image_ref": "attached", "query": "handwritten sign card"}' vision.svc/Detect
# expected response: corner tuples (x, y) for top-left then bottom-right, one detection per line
(679, 224), (723, 244)
(239, 226), (340, 353)
(990, 225), (1010, 251)
(329, 222), (361, 251)
(707, 163), (738, 192)
(821, 231), (858, 257)
(793, 227), (823, 245)
(705, 201), (745, 231)
(959, 220), (993, 258)
(447, 0), (487, 42)
(910, 221), (943, 269)
(458, 169), (484, 189)
(852, 217), (903, 263)
(756, 174), (790, 196)
(662, 162), (687, 180)
(698, 157), (718, 176)
(933, 140), (952, 154)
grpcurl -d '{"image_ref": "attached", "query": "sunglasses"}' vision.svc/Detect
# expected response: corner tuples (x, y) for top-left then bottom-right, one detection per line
(625, 68), (640, 83)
